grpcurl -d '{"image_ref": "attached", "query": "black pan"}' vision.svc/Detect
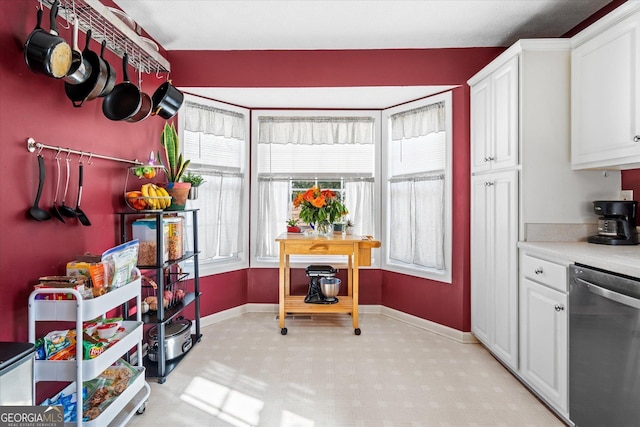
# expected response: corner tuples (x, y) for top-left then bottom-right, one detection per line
(24, 2), (72, 79)
(64, 30), (108, 108)
(102, 53), (141, 121)
(98, 40), (116, 97)
(152, 80), (184, 119)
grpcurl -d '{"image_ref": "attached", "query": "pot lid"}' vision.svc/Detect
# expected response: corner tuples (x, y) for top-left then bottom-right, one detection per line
(148, 319), (191, 339)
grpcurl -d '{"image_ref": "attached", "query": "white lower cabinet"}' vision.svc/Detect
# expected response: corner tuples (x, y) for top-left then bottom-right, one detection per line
(519, 253), (568, 418)
(471, 170), (519, 370)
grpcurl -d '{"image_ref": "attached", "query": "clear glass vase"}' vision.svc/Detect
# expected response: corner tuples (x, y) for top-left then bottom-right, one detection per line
(314, 221), (333, 236)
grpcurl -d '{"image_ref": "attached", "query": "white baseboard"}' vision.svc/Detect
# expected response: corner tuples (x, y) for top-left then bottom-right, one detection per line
(380, 306), (478, 344)
(199, 303), (476, 344)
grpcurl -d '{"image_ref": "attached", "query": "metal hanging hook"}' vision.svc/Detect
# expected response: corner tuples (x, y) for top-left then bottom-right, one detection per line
(78, 151), (85, 162)
(66, 148), (72, 159)
(87, 153), (94, 165)
(37, 145), (44, 155)
(54, 147), (62, 159)
(59, 1), (71, 29)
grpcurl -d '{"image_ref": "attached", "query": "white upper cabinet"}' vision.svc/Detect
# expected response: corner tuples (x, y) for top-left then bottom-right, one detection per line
(471, 55), (519, 173)
(572, 3), (640, 170)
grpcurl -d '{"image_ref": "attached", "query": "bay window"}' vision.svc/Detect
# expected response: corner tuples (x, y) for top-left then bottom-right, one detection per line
(178, 95), (250, 276)
(382, 92), (452, 282)
(251, 111), (380, 265)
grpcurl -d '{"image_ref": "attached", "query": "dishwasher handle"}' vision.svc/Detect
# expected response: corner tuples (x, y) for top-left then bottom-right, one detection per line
(575, 277), (640, 310)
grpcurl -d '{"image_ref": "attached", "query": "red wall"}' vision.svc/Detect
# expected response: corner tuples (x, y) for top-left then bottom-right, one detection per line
(0, 0), (246, 342)
(168, 48), (499, 332)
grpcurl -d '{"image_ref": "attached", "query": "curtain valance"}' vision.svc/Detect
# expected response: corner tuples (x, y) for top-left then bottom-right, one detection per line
(258, 116), (374, 145)
(391, 101), (445, 141)
(184, 101), (245, 139)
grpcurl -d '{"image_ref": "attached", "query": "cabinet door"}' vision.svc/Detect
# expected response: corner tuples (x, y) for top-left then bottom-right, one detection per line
(491, 55), (519, 171)
(470, 55), (519, 173)
(471, 77), (492, 172)
(471, 175), (491, 344)
(489, 170), (519, 370)
(572, 12), (640, 169)
(471, 170), (518, 371)
(520, 277), (568, 414)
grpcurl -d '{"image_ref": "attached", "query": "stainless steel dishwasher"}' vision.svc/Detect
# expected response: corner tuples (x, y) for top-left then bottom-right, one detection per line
(569, 264), (640, 427)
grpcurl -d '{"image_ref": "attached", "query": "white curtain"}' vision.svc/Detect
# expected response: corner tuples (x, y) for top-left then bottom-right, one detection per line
(389, 180), (413, 263)
(391, 102), (445, 141)
(389, 175), (444, 269)
(258, 116), (374, 145)
(184, 101), (245, 139)
(414, 177), (444, 269)
(185, 172), (243, 259)
(345, 179), (374, 236)
(255, 179), (290, 258)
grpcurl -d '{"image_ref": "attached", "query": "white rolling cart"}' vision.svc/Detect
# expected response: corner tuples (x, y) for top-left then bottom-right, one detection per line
(28, 278), (150, 426)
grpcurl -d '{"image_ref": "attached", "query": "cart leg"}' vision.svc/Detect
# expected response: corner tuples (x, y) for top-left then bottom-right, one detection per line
(354, 328), (361, 335)
(281, 327), (288, 335)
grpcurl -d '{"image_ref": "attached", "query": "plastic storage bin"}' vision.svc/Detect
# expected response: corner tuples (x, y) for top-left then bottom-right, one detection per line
(165, 216), (184, 260)
(133, 219), (169, 266)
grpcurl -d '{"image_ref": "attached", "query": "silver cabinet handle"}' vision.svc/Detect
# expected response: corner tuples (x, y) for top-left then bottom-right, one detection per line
(487, 156), (495, 161)
(554, 305), (565, 311)
(535, 268), (543, 275)
(634, 135), (640, 142)
(484, 181), (494, 187)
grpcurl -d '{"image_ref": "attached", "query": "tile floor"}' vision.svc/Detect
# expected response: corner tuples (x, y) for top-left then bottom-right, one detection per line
(127, 313), (566, 427)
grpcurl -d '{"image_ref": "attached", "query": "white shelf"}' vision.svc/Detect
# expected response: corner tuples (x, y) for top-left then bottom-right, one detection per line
(35, 321), (142, 381)
(29, 278), (141, 322)
(46, 367), (149, 427)
(29, 276), (149, 427)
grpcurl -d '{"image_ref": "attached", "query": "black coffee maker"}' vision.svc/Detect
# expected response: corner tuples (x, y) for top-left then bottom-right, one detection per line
(587, 200), (638, 245)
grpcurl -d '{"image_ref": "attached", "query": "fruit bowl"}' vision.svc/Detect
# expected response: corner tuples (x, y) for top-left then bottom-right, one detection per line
(125, 192), (172, 211)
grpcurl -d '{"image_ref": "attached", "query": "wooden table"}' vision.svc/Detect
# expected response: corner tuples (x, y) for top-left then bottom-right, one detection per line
(276, 233), (381, 335)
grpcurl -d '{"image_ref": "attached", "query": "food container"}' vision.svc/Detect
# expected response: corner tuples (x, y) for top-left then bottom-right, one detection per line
(96, 323), (118, 339)
(132, 219), (169, 266)
(164, 216), (184, 260)
(147, 318), (192, 361)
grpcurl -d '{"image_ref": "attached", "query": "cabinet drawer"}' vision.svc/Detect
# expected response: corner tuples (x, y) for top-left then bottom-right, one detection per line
(521, 253), (567, 292)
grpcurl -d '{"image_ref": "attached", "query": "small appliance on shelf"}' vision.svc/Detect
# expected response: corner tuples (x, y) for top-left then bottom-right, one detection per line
(587, 200), (638, 245)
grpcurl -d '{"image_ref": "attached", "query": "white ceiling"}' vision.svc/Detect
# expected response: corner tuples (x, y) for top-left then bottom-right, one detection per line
(113, 0), (612, 108)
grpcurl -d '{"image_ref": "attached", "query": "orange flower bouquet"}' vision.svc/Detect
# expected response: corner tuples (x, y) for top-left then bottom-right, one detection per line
(293, 186), (348, 234)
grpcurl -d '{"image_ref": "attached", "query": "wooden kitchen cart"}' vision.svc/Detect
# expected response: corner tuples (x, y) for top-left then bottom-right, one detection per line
(276, 233), (381, 335)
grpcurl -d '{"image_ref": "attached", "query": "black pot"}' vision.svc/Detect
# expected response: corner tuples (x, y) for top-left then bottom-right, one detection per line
(152, 81), (184, 119)
(98, 40), (116, 97)
(102, 53), (141, 121)
(24, 2), (72, 79)
(64, 30), (108, 108)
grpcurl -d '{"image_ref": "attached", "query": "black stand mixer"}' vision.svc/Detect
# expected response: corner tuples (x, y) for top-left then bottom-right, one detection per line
(587, 200), (638, 245)
(304, 265), (339, 304)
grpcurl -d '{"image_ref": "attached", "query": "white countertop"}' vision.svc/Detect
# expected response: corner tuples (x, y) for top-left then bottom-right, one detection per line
(518, 241), (640, 278)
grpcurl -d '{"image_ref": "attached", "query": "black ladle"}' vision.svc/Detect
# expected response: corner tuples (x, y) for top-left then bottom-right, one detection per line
(59, 157), (78, 218)
(74, 162), (91, 226)
(50, 155), (65, 222)
(28, 155), (52, 221)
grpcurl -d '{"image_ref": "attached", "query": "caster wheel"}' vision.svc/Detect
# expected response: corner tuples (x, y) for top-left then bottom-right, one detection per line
(136, 402), (146, 415)
(281, 328), (288, 335)
(355, 328), (361, 335)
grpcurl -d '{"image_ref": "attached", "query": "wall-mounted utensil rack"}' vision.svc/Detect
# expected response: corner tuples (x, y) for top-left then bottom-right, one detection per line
(27, 137), (144, 165)
(41, 0), (170, 74)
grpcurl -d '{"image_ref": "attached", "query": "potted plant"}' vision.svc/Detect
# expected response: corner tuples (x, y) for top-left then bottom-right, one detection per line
(158, 122), (191, 210)
(286, 218), (301, 233)
(182, 171), (205, 200)
(345, 218), (355, 235)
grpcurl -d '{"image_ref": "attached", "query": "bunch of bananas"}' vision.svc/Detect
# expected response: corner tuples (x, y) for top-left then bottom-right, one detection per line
(126, 184), (172, 211)
(141, 183), (171, 209)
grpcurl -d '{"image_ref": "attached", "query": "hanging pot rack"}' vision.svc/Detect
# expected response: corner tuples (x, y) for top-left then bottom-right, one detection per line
(27, 137), (144, 165)
(40, 0), (170, 74)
